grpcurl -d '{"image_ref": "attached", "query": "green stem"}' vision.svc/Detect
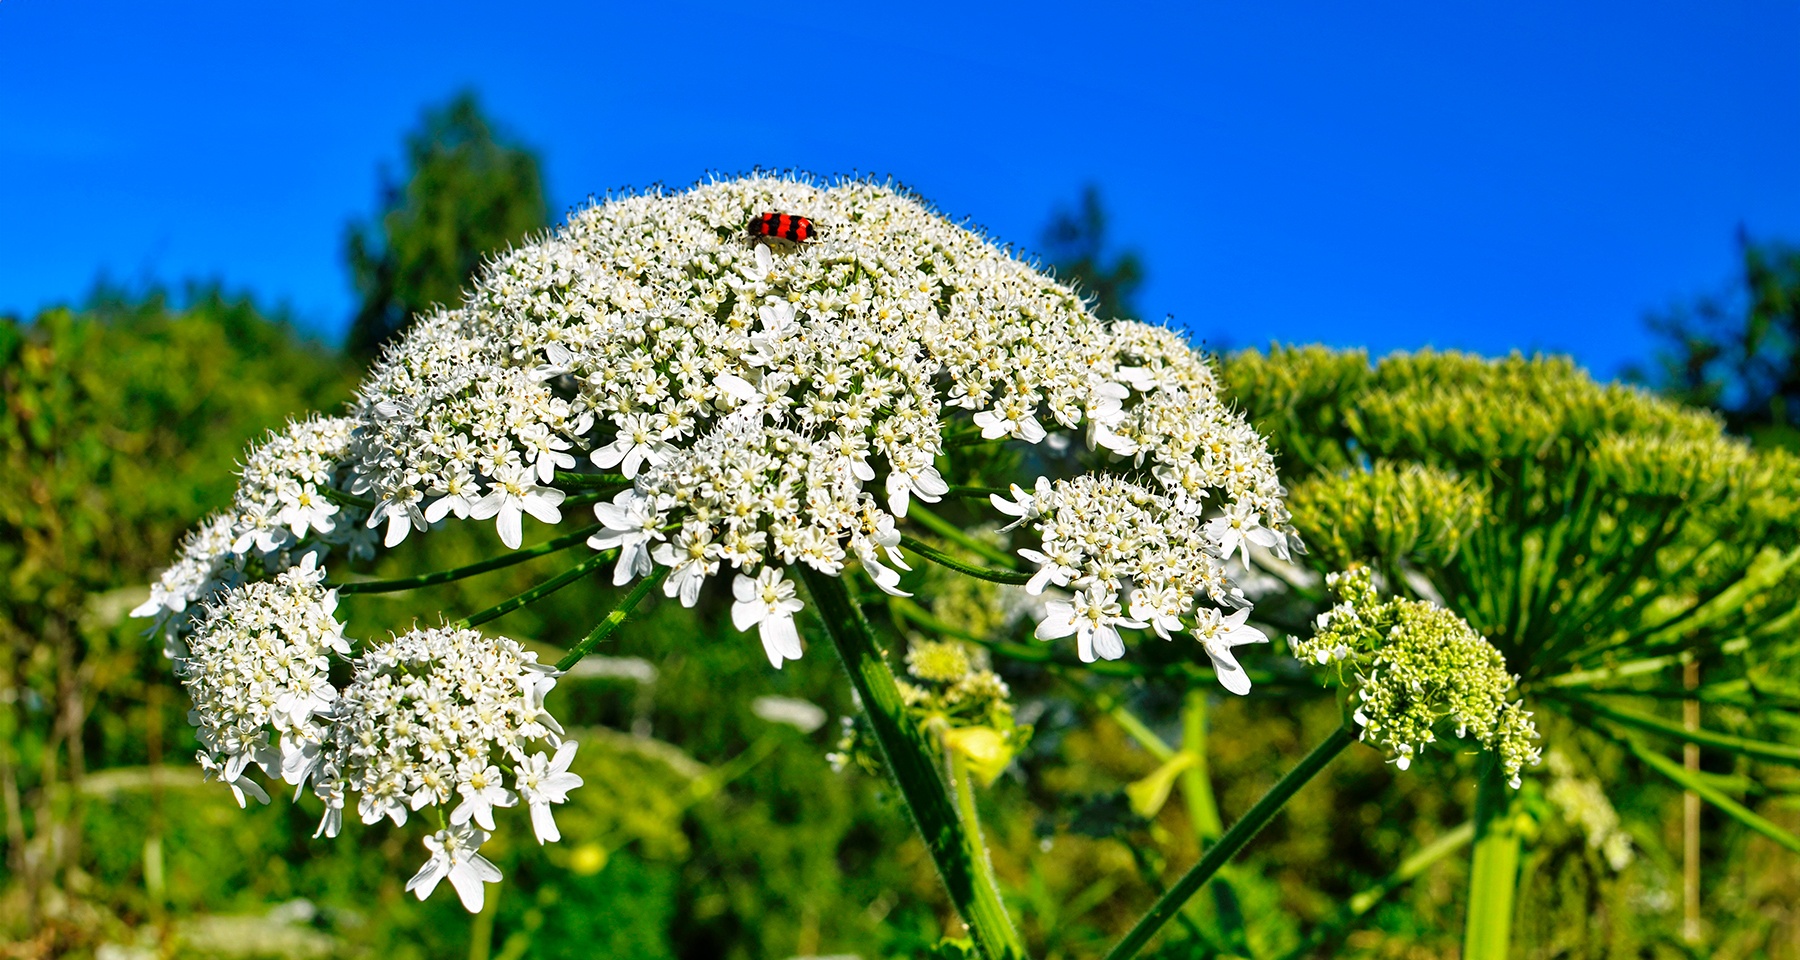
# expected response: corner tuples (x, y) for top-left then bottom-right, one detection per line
(906, 504), (1020, 569)
(1544, 691), (1800, 766)
(1179, 689), (1223, 842)
(948, 746), (1023, 949)
(901, 535), (1032, 585)
(1103, 722), (1357, 960)
(453, 549), (617, 630)
(553, 471), (629, 489)
(1464, 755), (1523, 960)
(331, 524), (603, 594)
(799, 569), (1028, 960)
(554, 569), (666, 671)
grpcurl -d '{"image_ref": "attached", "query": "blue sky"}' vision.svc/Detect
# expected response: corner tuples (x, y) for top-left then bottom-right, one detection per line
(3, 1), (1796, 377)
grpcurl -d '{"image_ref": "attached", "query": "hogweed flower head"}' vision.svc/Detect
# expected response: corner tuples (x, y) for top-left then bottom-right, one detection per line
(1294, 567), (1541, 787)
(330, 175), (1292, 683)
(138, 175), (1299, 910)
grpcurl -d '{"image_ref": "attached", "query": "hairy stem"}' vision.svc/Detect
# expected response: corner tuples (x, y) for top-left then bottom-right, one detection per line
(906, 504), (1020, 569)
(332, 524), (602, 594)
(900, 535), (1032, 585)
(800, 569), (1027, 960)
(555, 569), (666, 671)
(1104, 722), (1357, 960)
(453, 549), (617, 629)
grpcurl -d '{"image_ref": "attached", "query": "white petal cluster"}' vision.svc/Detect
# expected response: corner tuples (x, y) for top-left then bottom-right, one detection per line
(176, 557), (349, 809)
(134, 415), (371, 642)
(1007, 474), (1272, 689)
(319, 625), (578, 858)
(333, 176), (1291, 680)
(175, 559), (579, 913)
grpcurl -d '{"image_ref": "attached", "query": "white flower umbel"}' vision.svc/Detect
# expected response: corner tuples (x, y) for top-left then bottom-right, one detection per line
(324, 626), (568, 835)
(176, 560), (351, 807)
(136, 416), (371, 645)
(316, 176), (1292, 680)
(136, 175), (1302, 909)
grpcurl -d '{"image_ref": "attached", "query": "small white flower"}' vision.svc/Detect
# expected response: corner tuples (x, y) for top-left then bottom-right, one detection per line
(369, 487), (427, 548)
(470, 464), (567, 550)
(589, 489), (667, 586)
(1034, 585), (1146, 663)
(1193, 607), (1269, 695)
(652, 525), (722, 607)
(406, 823), (503, 913)
(277, 482), (340, 539)
(516, 741), (584, 844)
(424, 469), (485, 523)
(884, 455), (948, 518)
(989, 478), (1050, 531)
(1018, 546), (1079, 596)
(590, 413), (676, 479)
(731, 568), (806, 668)
(1205, 501), (1280, 567)
(1128, 584), (1189, 641)
(451, 764), (518, 831)
(519, 422), (577, 484)
(973, 397), (1048, 443)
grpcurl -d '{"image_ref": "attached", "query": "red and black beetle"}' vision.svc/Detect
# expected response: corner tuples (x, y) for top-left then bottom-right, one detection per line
(748, 212), (818, 244)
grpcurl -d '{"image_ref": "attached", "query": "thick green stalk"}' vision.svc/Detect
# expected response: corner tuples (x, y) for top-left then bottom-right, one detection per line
(1464, 756), (1523, 960)
(800, 569), (1027, 960)
(1104, 722), (1357, 960)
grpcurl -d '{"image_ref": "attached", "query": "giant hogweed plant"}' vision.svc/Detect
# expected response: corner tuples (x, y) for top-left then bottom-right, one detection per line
(135, 177), (1532, 958)
(1225, 347), (1800, 958)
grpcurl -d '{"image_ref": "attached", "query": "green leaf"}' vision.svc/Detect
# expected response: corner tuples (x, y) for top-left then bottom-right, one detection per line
(1549, 692), (1800, 766)
(1626, 738), (1800, 854)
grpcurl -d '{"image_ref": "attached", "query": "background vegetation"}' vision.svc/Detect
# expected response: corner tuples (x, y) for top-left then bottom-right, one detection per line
(3, 94), (1796, 959)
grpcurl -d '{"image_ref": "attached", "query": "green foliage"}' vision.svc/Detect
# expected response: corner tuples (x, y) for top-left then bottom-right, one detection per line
(0, 286), (352, 943)
(1225, 345), (1800, 956)
(344, 92), (548, 357)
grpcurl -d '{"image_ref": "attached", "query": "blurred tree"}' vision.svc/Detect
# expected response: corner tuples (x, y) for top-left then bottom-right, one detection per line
(344, 92), (548, 357)
(1639, 231), (1800, 448)
(0, 285), (351, 939)
(1040, 185), (1145, 321)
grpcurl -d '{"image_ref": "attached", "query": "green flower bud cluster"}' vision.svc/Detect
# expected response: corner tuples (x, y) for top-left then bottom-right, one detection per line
(898, 640), (1031, 786)
(1286, 461), (1487, 572)
(1294, 567), (1541, 787)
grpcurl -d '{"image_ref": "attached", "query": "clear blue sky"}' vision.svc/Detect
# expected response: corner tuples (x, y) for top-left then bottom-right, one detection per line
(3, 1), (1797, 377)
